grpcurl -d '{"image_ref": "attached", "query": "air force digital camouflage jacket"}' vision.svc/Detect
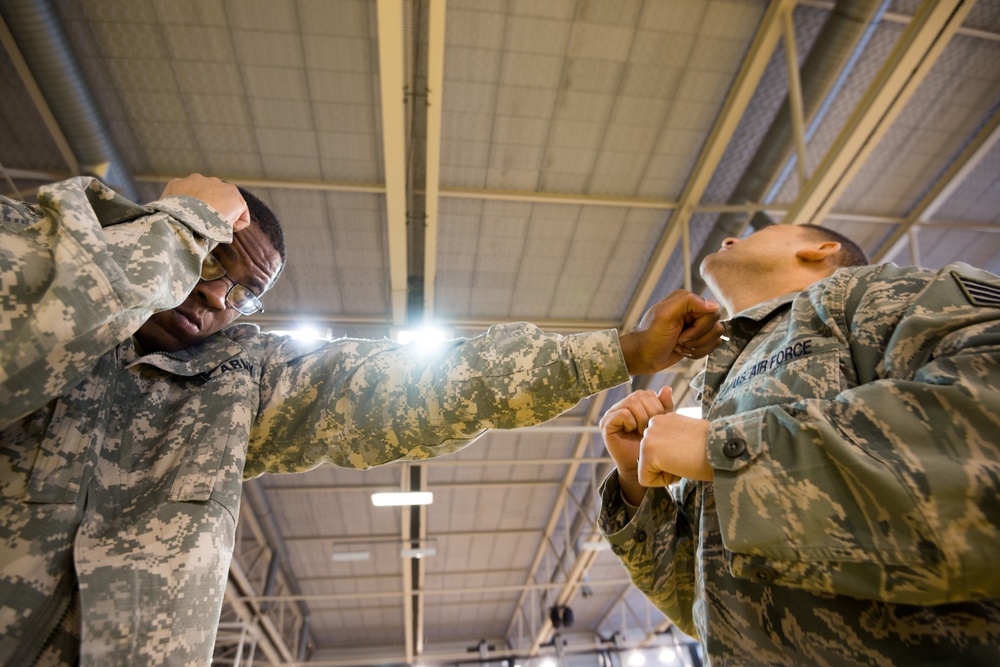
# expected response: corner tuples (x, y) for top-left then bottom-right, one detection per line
(599, 262), (1000, 666)
(0, 181), (633, 666)
(1, 177), (232, 427)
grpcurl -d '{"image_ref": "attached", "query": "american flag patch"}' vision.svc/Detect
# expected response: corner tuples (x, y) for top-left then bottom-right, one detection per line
(953, 272), (1000, 308)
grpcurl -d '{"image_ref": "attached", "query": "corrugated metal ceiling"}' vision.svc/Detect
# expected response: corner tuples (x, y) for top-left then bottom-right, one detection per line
(2, 0), (998, 665)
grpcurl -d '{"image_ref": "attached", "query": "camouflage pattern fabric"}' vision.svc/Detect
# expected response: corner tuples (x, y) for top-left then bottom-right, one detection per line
(600, 262), (1000, 666)
(1, 177), (231, 428)
(1, 319), (630, 662)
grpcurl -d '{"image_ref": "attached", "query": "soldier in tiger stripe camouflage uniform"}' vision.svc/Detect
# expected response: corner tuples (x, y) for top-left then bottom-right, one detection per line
(600, 223), (1000, 666)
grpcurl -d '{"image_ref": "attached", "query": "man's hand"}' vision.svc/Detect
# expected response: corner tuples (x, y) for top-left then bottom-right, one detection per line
(619, 290), (723, 375)
(639, 412), (713, 486)
(600, 387), (674, 506)
(160, 174), (251, 233)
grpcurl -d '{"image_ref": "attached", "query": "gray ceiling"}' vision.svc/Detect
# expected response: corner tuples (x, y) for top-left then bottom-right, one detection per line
(2, 0), (999, 665)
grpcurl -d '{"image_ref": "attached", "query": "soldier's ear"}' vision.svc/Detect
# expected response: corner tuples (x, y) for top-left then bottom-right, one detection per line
(796, 241), (840, 264)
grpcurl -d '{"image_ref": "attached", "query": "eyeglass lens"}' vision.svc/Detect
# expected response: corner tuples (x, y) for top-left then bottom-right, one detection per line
(199, 255), (264, 315)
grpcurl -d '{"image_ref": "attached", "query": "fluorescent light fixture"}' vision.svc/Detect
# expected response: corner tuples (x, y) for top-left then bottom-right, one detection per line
(658, 647), (677, 664)
(395, 327), (452, 355)
(580, 539), (612, 551)
(540, 659), (556, 667)
(628, 650), (647, 666)
(269, 326), (329, 342)
(331, 550), (370, 562)
(396, 327), (449, 345)
(400, 547), (437, 558)
(371, 491), (434, 507)
(676, 406), (702, 419)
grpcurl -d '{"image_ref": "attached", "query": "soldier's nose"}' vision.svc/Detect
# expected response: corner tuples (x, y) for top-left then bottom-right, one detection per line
(196, 280), (229, 310)
(722, 237), (738, 248)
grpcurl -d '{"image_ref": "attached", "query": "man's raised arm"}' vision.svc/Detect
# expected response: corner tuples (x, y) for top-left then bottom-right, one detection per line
(1, 174), (247, 426)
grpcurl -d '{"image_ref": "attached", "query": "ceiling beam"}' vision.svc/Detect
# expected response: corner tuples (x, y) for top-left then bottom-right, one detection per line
(528, 528), (604, 654)
(422, 0), (447, 320)
(377, 0), (410, 325)
(0, 13), (78, 176)
(782, 0), (809, 189)
(264, 480), (563, 494)
(246, 312), (619, 333)
(918, 221), (1000, 233)
(783, 0), (976, 227)
(503, 393), (612, 649)
(427, 456), (612, 467)
(440, 186), (678, 210)
(400, 464), (415, 664)
(298, 567), (528, 584)
(286, 527), (545, 545)
(222, 567), (292, 664)
(237, 577), (634, 604)
(800, 0), (1000, 42)
(873, 104), (1000, 262)
(621, 0), (796, 330)
(134, 173), (386, 194)
(305, 640), (669, 667)
(415, 465), (429, 660)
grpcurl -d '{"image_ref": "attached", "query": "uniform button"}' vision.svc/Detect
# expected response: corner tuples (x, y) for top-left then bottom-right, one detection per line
(749, 564), (776, 583)
(634, 530), (647, 544)
(722, 438), (746, 458)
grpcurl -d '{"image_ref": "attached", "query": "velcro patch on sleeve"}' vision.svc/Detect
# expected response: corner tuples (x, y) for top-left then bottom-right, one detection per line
(953, 271), (1000, 308)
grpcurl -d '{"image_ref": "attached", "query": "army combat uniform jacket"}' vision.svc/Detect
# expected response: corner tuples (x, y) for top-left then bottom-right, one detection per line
(0, 181), (633, 666)
(600, 262), (1000, 666)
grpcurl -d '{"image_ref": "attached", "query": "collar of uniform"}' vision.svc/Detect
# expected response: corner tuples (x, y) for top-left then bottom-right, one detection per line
(123, 333), (246, 377)
(728, 291), (799, 326)
(692, 291), (800, 411)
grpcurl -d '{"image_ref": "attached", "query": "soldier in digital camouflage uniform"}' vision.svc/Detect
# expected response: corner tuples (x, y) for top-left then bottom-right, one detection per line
(599, 223), (1000, 666)
(0, 176), (723, 666)
(1, 174), (250, 428)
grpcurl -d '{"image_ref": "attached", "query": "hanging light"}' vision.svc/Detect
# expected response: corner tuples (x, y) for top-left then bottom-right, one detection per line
(371, 491), (434, 506)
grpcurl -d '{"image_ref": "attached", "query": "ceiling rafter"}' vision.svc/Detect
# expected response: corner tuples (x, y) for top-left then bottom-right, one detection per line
(873, 104), (1000, 262)
(377, 0), (410, 326)
(783, 0), (976, 227)
(422, 0), (446, 320)
(0, 10), (78, 176)
(500, 393), (615, 654)
(237, 576), (632, 605)
(621, 0), (797, 330)
(400, 464), (417, 664)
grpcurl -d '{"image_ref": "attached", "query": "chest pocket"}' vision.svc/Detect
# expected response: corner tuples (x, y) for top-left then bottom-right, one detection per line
(713, 348), (844, 416)
(163, 374), (254, 508)
(160, 388), (229, 502)
(120, 345), (257, 514)
(19, 354), (118, 504)
(21, 400), (93, 503)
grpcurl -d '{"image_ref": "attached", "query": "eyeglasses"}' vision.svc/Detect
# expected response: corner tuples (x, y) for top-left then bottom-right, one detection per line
(200, 254), (265, 315)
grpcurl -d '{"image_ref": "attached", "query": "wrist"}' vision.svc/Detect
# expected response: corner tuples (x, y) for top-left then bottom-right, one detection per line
(618, 332), (646, 375)
(613, 460), (640, 486)
(617, 472), (648, 506)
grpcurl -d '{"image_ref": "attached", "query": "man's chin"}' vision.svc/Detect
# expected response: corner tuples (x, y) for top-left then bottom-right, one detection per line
(135, 312), (195, 353)
(699, 255), (717, 282)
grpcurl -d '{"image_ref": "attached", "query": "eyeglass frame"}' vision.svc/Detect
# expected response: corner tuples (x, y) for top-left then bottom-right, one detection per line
(199, 253), (265, 316)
